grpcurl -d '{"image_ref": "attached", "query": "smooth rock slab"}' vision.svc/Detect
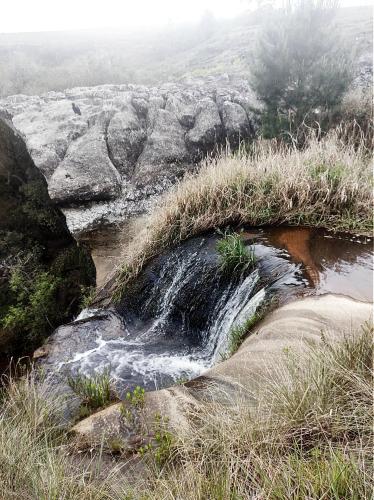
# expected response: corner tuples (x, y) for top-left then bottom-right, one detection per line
(70, 294), (373, 452)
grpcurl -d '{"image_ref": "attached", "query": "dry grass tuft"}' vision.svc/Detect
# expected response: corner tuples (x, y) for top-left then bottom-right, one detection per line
(0, 369), (133, 499)
(108, 131), (372, 301)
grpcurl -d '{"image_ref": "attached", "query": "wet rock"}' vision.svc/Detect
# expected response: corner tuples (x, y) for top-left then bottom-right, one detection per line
(35, 310), (126, 422)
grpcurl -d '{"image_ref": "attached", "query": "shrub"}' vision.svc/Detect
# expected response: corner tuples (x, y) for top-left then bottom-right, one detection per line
(216, 232), (256, 273)
(251, 0), (353, 139)
(1, 246), (95, 352)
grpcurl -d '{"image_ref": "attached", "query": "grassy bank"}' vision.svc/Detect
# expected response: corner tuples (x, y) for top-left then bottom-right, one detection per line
(109, 130), (372, 301)
(146, 324), (373, 499)
(0, 325), (372, 498)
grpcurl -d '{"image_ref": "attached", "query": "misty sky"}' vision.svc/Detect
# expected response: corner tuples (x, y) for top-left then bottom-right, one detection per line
(1, 0), (372, 33)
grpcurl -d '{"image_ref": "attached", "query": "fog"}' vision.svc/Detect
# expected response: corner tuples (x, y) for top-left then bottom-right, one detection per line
(1, 0), (371, 33)
(0, 2), (371, 97)
(2, 0), (246, 33)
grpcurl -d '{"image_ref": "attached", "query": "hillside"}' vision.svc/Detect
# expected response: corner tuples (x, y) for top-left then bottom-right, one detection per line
(0, 5), (371, 97)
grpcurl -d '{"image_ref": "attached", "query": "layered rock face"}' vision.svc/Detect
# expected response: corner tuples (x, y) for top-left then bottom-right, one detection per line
(0, 112), (95, 355)
(0, 76), (258, 234)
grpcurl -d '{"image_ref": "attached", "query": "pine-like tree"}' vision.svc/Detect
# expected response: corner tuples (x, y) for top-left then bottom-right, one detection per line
(251, 0), (353, 139)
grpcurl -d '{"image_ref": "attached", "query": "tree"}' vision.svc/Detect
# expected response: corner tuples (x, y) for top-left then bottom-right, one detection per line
(251, 0), (353, 139)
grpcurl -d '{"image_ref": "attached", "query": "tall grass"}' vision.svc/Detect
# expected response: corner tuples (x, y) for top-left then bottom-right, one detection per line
(107, 131), (372, 301)
(68, 367), (116, 411)
(0, 369), (137, 499)
(216, 231), (256, 273)
(142, 324), (373, 499)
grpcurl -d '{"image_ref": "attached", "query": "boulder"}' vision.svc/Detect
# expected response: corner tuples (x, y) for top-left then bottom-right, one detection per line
(221, 100), (252, 146)
(135, 109), (191, 184)
(186, 97), (223, 157)
(107, 107), (147, 178)
(48, 121), (122, 204)
(165, 94), (195, 129)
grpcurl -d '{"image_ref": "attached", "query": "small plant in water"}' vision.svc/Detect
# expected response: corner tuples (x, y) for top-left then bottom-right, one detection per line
(68, 367), (115, 410)
(228, 310), (263, 356)
(216, 231), (256, 273)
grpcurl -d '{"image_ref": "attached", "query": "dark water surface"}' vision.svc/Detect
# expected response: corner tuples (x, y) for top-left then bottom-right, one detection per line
(63, 225), (372, 392)
(82, 224), (373, 303)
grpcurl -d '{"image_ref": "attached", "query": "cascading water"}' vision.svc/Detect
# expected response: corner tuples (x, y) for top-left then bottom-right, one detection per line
(45, 227), (372, 396)
(51, 234), (302, 393)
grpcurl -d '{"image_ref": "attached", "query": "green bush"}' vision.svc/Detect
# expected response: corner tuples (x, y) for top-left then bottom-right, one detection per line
(0, 246), (95, 352)
(252, 0), (353, 139)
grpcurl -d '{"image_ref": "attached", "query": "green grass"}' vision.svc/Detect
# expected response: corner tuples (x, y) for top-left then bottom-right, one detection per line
(216, 232), (256, 274)
(227, 310), (263, 356)
(67, 367), (116, 411)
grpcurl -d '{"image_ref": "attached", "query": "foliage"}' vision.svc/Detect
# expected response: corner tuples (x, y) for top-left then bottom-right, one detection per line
(68, 367), (116, 411)
(0, 160), (95, 354)
(125, 385), (146, 407)
(251, 0), (353, 139)
(150, 414), (174, 468)
(216, 232), (256, 273)
(80, 285), (97, 309)
(1, 254), (61, 348)
(0, 247), (95, 353)
(120, 386), (146, 424)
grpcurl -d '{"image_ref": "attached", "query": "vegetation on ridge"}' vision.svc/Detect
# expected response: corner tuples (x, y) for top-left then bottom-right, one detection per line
(252, 0), (353, 139)
(109, 129), (372, 302)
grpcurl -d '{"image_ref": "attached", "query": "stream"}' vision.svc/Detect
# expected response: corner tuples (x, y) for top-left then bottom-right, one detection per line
(58, 226), (373, 395)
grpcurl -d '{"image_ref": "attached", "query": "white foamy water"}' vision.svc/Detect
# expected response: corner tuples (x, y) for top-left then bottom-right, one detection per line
(58, 272), (266, 390)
